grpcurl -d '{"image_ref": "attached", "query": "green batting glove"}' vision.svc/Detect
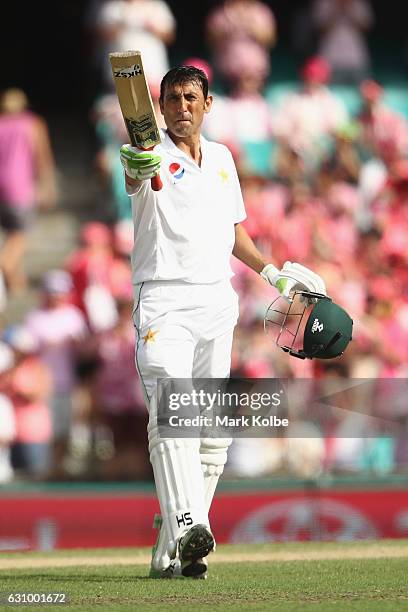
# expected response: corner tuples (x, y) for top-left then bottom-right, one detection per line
(120, 144), (161, 181)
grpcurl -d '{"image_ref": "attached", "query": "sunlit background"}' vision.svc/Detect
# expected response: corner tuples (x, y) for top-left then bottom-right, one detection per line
(0, 0), (407, 550)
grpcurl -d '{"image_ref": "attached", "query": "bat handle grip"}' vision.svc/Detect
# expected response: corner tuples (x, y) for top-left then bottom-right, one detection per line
(151, 174), (163, 191)
(141, 145), (163, 191)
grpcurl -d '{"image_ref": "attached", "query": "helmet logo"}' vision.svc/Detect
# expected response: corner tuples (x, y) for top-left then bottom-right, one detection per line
(311, 318), (324, 333)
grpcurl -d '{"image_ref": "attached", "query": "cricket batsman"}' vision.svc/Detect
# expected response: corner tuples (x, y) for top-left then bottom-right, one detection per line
(120, 66), (326, 578)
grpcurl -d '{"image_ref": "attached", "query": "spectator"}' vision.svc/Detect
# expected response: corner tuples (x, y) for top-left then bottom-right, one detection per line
(313, 183), (360, 271)
(199, 42), (274, 175)
(86, 296), (151, 480)
(207, 71), (275, 176)
(110, 219), (133, 300)
(272, 56), (348, 172)
(0, 342), (16, 483)
(285, 422), (325, 479)
(91, 93), (132, 223)
(318, 122), (362, 187)
(0, 88), (57, 293)
(361, 276), (408, 377)
(273, 183), (318, 264)
(24, 270), (88, 478)
(226, 437), (283, 477)
(95, 0), (176, 92)
(357, 79), (408, 160)
(239, 172), (287, 247)
(373, 161), (408, 261)
(65, 222), (118, 331)
(274, 147), (309, 188)
(311, 0), (374, 85)
(3, 326), (53, 480)
(355, 80), (408, 228)
(205, 0), (276, 93)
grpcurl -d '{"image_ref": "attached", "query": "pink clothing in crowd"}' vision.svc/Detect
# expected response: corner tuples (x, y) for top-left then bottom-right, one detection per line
(272, 87), (348, 158)
(242, 183), (286, 241)
(215, 40), (270, 82)
(95, 326), (145, 414)
(359, 105), (408, 157)
(278, 211), (314, 262)
(312, 0), (374, 74)
(205, 94), (273, 147)
(66, 249), (115, 311)
(206, 0), (276, 82)
(13, 399), (52, 444)
(0, 111), (36, 207)
(25, 304), (87, 394)
(10, 357), (52, 444)
(377, 315), (408, 377)
(380, 215), (408, 261)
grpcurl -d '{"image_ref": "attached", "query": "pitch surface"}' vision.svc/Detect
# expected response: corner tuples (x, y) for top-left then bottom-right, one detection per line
(0, 540), (407, 610)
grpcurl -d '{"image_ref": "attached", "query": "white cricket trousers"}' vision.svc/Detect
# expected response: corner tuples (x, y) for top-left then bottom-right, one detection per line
(133, 279), (238, 569)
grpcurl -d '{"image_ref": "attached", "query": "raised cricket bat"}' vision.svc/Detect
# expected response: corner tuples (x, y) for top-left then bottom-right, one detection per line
(109, 50), (163, 191)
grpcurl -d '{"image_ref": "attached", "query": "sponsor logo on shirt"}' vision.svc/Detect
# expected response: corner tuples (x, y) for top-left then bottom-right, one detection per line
(169, 162), (185, 182)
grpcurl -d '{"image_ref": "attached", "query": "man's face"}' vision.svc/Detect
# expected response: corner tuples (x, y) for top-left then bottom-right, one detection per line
(159, 80), (212, 138)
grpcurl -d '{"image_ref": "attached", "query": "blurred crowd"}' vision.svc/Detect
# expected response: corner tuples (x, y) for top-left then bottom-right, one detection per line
(1, 0), (408, 484)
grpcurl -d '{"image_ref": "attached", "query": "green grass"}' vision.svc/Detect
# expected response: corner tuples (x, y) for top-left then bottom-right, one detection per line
(0, 542), (407, 611)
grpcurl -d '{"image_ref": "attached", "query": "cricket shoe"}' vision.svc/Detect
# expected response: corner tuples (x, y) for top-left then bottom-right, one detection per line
(164, 556), (208, 580)
(149, 515), (208, 579)
(190, 556), (208, 580)
(178, 524), (215, 577)
(149, 563), (175, 579)
(149, 557), (207, 579)
(149, 514), (173, 579)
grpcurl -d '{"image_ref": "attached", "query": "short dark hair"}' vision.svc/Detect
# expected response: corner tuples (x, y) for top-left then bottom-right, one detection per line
(160, 66), (209, 101)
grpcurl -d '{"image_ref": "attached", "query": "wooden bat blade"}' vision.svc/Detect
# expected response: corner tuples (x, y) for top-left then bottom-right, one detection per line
(109, 51), (162, 191)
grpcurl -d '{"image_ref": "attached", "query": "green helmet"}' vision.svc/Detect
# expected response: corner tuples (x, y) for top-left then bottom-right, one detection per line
(264, 291), (353, 360)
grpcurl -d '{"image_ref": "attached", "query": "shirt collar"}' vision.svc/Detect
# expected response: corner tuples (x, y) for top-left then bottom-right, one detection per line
(161, 129), (207, 161)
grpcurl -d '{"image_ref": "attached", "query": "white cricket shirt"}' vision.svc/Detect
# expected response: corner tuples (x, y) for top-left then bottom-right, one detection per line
(130, 130), (246, 284)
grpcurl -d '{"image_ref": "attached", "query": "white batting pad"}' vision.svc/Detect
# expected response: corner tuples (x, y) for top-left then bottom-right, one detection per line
(200, 437), (232, 513)
(148, 420), (208, 569)
(151, 514), (172, 571)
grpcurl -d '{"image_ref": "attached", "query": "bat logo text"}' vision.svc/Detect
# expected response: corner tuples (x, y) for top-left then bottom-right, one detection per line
(125, 114), (159, 148)
(114, 64), (143, 78)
